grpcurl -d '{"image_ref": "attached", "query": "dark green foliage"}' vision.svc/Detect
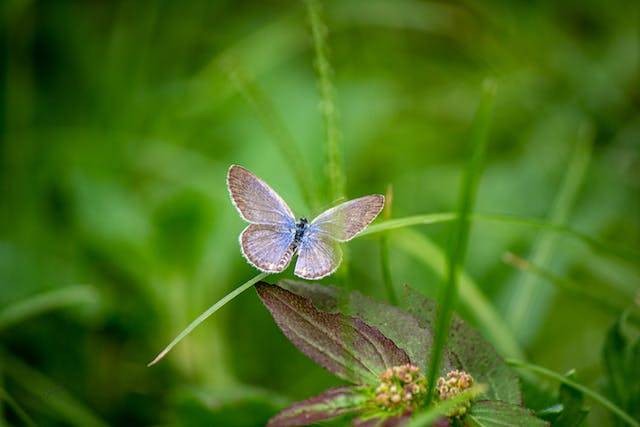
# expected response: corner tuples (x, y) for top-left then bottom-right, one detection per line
(602, 316), (640, 425)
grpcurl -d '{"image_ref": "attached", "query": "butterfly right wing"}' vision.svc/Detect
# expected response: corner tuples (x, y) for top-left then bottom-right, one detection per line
(310, 195), (384, 242)
(227, 165), (295, 225)
(294, 228), (342, 280)
(240, 223), (296, 273)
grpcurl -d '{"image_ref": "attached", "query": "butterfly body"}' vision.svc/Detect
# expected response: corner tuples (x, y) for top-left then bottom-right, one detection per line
(227, 165), (384, 280)
(293, 217), (309, 247)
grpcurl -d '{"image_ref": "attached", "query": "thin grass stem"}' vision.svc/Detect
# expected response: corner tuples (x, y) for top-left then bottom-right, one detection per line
(0, 388), (37, 427)
(425, 80), (496, 404)
(220, 57), (319, 211)
(3, 352), (108, 427)
(305, 0), (345, 202)
(148, 272), (269, 366)
(379, 185), (397, 304)
(506, 359), (639, 427)
(503, 252), (633, 316)
(358, 212), (640, 265)
(0, 286), (99, 333)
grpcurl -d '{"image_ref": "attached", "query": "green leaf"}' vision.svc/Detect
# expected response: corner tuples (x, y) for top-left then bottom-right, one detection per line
(465, 401), (549, 427)
(256, 282), (410, 385)
(404, 285), (521, 405)
(268, 387), (365, 427)
(553, 371), (589, 427)
(507, 359), (639, 427)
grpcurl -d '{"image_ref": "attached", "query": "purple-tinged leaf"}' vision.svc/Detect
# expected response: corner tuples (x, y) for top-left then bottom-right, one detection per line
(279, 280), (456, 373)
(256, 283), (410, 384)
(257, 283), (407, 381)
(267, 387), (364, 427)
(464, 400), (548, 426)
(403, 286), (521, 405)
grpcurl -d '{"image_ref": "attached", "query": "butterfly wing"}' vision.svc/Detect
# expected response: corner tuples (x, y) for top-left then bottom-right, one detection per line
(294, 228), (342, 280)
(227, 165), (295, 225)
(240, 224), (296, 273)
(310, 195), (384, 242)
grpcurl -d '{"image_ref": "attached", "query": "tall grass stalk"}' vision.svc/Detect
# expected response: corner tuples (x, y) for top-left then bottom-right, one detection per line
(0, 286), (99, 332)
(506, 359), (640, 427)
(305, 0), (345, 202)
(503, 252), (633, 316)
(3, 353), (108, 427)
(220, 57), (319, 211)
(379, 185), (398, 304)
(505, 123), (594, 341)
(425, 81), (496, 404)
(148, 272), (269, 366)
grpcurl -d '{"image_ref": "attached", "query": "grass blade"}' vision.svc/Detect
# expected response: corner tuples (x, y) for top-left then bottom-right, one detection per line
(0, 285), (99, 332)
(0, 387), (37, 427)
(148, 272), (269, 366)
(506, 359), (639, 427)
(503, 252), (633, 316)
(426, 80), (496, 404)
(358, 211), (640, 265)
(3, 353), (108, 427)
(504, 123), (594, 341)
(220, 57), (319, 211)
(305, 0), (345, 202)
(379, 185), (397, 304)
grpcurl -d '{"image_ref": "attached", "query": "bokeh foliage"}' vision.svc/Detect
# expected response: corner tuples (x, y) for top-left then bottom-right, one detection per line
(1, 0), (639, 425)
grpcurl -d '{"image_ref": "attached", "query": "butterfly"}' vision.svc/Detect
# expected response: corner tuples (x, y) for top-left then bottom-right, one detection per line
(227, 165), (385, 280)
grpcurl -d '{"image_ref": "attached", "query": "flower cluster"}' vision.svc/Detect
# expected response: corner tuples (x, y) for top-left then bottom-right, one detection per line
(373, 364), (427, 412)
(436, 369), (474, 417)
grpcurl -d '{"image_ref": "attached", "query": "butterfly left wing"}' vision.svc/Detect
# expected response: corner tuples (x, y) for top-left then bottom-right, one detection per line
(294, 229), (342, 280)
(227, 165), (296, 226)
(240, 223), (296, 273)
(310, 195), (384, 242)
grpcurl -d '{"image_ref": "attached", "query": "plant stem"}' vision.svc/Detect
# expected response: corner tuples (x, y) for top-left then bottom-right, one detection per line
(379, 184), (397, 304)
(426, 80), (496, 404)
(3, 352), (108, 427)
(506, 359), (639, 427)
(0, 388), (37, 427)
(148, 272), (269, 366)
(305, 0), (345, 202)
(220, 57), (319, 211)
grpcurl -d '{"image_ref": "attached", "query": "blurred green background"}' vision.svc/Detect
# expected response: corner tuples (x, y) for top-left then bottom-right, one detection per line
(1, 0), (639, 425)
